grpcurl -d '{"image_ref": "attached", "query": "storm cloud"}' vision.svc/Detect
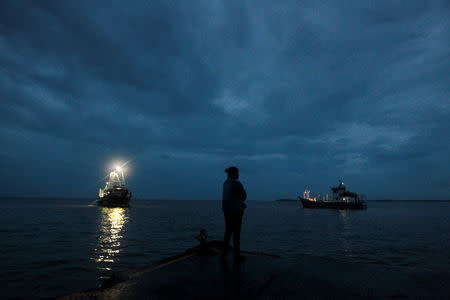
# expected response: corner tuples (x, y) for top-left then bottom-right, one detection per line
(0, 0), (449, 200)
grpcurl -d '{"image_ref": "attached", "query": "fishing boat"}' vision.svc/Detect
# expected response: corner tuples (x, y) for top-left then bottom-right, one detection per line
(97, 166), (131, 207)
(300, 179), (366, 209)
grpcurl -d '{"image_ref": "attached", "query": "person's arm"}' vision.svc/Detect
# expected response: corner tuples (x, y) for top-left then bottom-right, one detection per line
(222, 182), (228, 211)
(239, 182), (247, 201)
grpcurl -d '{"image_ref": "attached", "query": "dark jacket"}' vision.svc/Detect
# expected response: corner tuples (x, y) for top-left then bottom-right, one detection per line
(222, 178), (247, 212)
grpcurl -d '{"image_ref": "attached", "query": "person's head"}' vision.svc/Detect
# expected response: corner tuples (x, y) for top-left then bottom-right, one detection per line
(225, 166), (239, 179)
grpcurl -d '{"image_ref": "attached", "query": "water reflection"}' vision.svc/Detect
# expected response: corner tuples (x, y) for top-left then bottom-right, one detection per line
(93, 207), (129, 271)
(338, 210), (353, 257)
(339, 209), (349, 224)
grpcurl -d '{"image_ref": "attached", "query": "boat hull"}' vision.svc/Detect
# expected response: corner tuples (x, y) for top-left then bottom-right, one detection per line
(97, 189), (131, 207)
(301, 198), (366, 210)
(97, 197), (130, 207)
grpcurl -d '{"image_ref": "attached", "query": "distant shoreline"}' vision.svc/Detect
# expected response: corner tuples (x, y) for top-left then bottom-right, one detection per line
(275, 198), (299, 202)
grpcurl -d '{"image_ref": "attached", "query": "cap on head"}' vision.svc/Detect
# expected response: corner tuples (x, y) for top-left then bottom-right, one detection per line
(225, 166), (239, 178)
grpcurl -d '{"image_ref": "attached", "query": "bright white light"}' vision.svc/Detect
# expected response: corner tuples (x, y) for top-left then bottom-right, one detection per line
(115, 166), (122, 171)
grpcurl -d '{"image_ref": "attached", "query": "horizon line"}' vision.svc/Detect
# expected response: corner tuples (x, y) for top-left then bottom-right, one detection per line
(0, 196), (449, 202)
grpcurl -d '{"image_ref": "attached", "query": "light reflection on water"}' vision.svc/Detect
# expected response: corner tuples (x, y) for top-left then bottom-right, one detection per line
(92, 207), (129, 271)
(338, 209), (353, 256)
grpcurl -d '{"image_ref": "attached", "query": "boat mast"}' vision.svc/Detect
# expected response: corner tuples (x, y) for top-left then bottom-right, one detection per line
(120, 169), (125, 186)
(106, 167), (125, 188)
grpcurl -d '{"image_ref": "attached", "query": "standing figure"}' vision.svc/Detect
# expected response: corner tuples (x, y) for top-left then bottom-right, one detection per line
(222, 166), (247, 261)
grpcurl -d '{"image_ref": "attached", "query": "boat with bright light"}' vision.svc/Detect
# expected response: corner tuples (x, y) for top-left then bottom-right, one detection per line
(97, 166), (131, 207)
(300, 179), (366, 209)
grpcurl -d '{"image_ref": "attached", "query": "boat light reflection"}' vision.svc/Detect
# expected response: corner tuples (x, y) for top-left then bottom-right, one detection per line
(93, 207), (129, 267)
(338, 210), (353, 257)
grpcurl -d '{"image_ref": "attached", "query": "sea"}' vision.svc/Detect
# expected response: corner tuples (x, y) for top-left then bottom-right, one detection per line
(1, 199), (449, 299)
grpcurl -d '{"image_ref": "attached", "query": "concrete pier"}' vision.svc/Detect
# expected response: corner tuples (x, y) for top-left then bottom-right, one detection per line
(58, 240), (450, 299)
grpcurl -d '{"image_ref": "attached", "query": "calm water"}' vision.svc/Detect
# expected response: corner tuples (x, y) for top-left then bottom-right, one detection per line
(1, 199), (449, 299)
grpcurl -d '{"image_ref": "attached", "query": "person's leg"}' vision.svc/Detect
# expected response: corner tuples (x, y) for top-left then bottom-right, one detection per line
(223, 211), (232, 247)
(232, 211), (243, 258)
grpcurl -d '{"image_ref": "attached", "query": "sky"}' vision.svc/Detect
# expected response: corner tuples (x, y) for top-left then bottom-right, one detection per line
(0, 0), (449, 200)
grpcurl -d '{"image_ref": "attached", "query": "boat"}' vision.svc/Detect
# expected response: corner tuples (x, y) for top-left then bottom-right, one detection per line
(300, 179), (366, 209)
(97, 166), (131, 207)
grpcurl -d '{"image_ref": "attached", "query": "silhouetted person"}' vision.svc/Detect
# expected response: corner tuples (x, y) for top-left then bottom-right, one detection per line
(222, 166), (247, 261)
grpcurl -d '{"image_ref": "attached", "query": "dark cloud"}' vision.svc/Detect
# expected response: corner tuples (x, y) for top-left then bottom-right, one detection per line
(0, 0), (448, 200)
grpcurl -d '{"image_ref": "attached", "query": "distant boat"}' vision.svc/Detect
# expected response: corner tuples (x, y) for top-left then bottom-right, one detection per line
(97, 166), (131, 207)
(300, 179), (366, 209)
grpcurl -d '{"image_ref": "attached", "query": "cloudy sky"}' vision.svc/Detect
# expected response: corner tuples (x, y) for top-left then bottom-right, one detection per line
(0, 0), (449, 200)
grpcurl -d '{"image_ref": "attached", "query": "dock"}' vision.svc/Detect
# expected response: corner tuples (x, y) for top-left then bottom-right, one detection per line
(58, 240), (449, 299)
